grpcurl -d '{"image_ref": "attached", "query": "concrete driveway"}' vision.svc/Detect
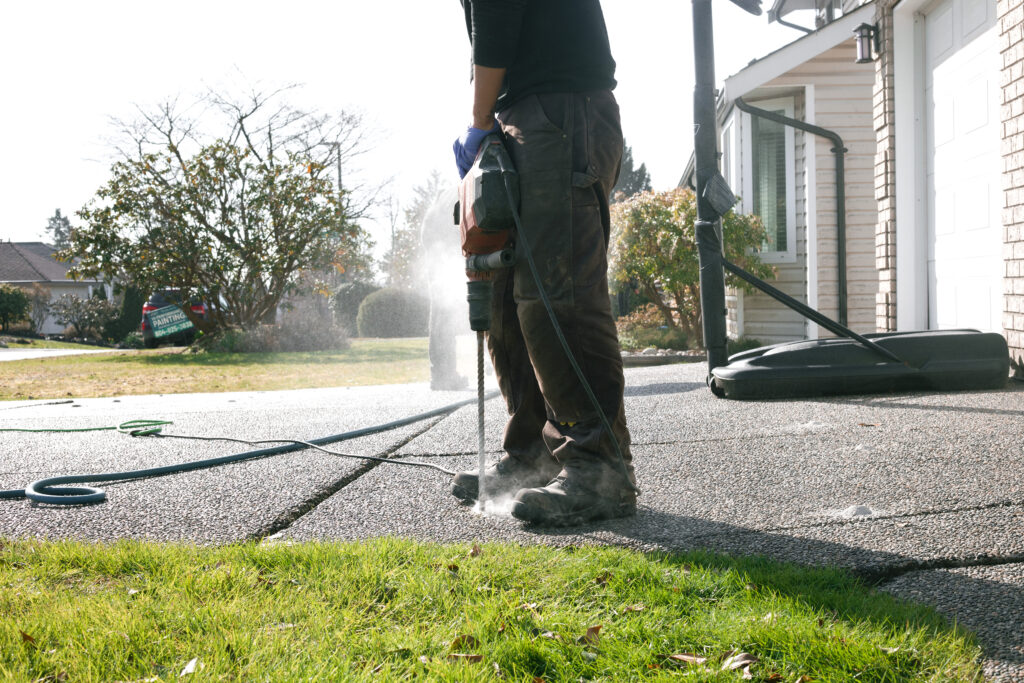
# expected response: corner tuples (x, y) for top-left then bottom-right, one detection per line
(0, 347), (116, 362)
(1, 364), (1022, 680)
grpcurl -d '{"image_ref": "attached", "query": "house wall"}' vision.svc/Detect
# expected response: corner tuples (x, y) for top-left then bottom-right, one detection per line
(740, 40), (877, 341)
(876, 0), (1022, 366)
(1001, 0), (1024, 369)
(782, 41), (878, 334)
(737, 94), (806, 348)
(875, 0), (899, 332)
(728, 97), (809, 345)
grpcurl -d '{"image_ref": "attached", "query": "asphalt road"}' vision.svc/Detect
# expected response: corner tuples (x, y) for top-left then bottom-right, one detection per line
(1, 364), (1022, 680)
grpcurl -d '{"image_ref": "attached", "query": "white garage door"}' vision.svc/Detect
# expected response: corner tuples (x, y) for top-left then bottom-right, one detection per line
(925, 0), (1002, 332)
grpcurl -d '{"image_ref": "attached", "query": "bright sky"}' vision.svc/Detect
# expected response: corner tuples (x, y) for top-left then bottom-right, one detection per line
(0, 0), (805, 265)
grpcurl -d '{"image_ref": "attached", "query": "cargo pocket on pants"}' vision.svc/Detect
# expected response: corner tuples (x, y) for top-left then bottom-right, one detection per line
(571, 170), (607, 290)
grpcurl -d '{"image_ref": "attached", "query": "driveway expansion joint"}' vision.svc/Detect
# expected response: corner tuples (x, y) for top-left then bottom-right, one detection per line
(247, 416), (448, 542)
(758, 499), (1024, 535)
(865, 553), (1024, 586)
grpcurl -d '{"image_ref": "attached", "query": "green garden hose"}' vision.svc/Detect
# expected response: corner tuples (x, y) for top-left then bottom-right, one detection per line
(0, 393), (497, 506)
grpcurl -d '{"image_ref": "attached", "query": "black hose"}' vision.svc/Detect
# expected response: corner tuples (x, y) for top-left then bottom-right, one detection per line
(1, 392), (498, 505)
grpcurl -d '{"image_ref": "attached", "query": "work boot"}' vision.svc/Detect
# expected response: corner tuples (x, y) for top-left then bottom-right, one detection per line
(451, 454), (561, 503)
(510, 464), (637, 526)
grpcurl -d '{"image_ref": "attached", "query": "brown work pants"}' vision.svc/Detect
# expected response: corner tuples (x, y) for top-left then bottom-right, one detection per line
(490, 90), (633, 482)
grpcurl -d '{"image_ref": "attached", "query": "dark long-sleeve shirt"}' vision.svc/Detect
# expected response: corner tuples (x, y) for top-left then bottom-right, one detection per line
(461, 0), (617, 112)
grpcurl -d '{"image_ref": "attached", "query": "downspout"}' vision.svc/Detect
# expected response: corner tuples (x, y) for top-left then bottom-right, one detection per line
(770, 0), (814, 33)
(734, 96), (849, 326)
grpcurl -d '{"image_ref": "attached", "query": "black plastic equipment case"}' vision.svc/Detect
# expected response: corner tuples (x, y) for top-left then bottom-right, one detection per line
(711, 329), (1010, 399)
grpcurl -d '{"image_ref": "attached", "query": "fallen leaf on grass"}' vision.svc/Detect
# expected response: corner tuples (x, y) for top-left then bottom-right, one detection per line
(178, 658), (199, 677)
(577, 625), (601, 646)
(721, 652), (758, 671)
(449, 635), (480, 651)
(19, 630), (36, 645)
(469, 544), (482, 557)
(663, 653), (707, 665)
(447, 653), (483, 663)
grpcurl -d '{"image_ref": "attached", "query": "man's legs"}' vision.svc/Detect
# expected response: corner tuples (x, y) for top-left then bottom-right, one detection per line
(498, 90), (634, 523)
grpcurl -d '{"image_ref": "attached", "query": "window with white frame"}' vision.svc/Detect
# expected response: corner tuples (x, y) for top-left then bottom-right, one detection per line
(741, 97), (796, 263)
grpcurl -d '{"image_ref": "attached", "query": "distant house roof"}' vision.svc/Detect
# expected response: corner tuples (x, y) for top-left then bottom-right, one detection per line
(0, 242), (100, 284)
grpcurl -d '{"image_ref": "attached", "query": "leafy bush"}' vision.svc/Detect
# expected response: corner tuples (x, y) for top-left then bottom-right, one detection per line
(277, 306), (350, 352)
(118, 331), (145, 349)
(0, 284), (31, 332)
(198, 308), (349, 354)
(616, 304), (689, 351)
(27, 284), (51, 334)
(609, 188), (774, 348)
(356, 288), (429, 338)
(330, 279), (380, 334)
(49, 293), (118, 340)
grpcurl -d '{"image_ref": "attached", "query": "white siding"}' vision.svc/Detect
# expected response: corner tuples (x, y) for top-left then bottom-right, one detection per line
(774, 41), (877, 335)
(732, 39), (877, 344)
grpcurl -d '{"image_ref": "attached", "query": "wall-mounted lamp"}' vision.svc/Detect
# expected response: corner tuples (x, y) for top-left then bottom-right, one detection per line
(854, 23), (880, 63)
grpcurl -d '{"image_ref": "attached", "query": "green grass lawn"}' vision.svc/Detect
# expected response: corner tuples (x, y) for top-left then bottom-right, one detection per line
(0, 338), (455, 401)
(0, 538), (982, 682)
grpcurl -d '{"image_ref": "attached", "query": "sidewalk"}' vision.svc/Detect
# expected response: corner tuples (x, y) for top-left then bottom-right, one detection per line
(0, 347), (115, 362)
(1, 364), (1022, 680)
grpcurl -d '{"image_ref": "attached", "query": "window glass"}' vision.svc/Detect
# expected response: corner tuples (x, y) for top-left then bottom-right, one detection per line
(751, 113), (787, 252)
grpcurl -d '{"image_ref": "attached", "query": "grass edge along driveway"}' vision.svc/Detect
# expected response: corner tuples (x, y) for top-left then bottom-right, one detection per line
(0, 537), (983, 682)
(0, 338), (434, 401)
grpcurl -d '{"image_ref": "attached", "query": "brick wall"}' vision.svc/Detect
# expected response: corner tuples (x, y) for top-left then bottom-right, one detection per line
(1002, 0), (1024, 373)
(874, 0), (898, 332)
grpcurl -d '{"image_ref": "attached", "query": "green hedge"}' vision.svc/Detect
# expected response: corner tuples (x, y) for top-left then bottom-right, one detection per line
(356, 288), (429, 338)
(331, 280), (380, 334)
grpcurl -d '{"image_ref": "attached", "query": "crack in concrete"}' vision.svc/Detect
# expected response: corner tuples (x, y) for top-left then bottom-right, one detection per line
(762, 498), (1024, 534)
(248, 416), (448, 542)
(865, 553), (1024, 586)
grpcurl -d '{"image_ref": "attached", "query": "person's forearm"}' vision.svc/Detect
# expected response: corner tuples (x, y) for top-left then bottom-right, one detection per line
(472, 64), (505, 129)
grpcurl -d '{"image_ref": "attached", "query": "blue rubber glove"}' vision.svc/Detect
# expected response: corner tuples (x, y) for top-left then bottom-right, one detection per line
(453, 120), (502, 179)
